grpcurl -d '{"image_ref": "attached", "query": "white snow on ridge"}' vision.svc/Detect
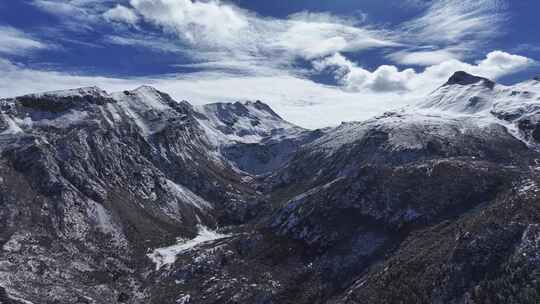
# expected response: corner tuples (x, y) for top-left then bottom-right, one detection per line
(24, 86), (110, 99)
(419, 82), (498, 114)
(195, 101), (306, 146)
(421, 76), (540, 118)
(308, 74), (540, 154)
(147, 225), (230, 270)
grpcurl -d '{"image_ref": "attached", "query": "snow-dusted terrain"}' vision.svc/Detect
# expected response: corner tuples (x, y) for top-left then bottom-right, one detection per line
(2, 71), (540, 304)
(303, 71), (540, 157)
(195, 100), (305, 145)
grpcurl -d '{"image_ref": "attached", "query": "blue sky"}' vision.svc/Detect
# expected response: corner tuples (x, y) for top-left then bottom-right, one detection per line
(0, 0), (539, 128)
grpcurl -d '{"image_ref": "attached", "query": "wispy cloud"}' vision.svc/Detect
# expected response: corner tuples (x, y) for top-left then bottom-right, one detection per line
(32, 0), (102, 22)
(388, 0), (508, 66)
(402, 0), (507, 46)
(125, 0), (398, 63)
(30, 0), (397, 75)
(0, 26), (49, 55)
(104, 34), (185, 53)
(387, 49), (463, 66)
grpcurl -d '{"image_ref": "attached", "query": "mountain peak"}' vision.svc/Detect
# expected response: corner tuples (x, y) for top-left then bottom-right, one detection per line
(444, 71), (495, 89)
(133, 85), (160, 93)
(242, 100), (283, 119)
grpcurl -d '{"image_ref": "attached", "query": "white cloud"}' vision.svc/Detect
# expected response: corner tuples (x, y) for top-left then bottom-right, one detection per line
(514, 43), (540, 53)
(0, 26), (48, 55)
(273, 18), (397, 60)
(415, 51), (536, 86)
(103, 5), (139, 25)
(315, 51), (535, 93)
(129, 0), (250, 49)
(28, 0), (516, 81)
(127, 0), (397, 63)
(401, 0), (506, 48)
(314, 53), (416, 92)
(32, 0), (101, 22)
(385, 0), (508, 66)
(105, 34), (184, 53)
(387, 49), (463, 66)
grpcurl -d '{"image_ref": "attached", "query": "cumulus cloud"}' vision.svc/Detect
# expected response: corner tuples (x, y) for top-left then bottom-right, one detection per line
(315, 51), (535, 93)
(418, 51), (535, 83)
(314, 53), (415, 92)
(129, 0), (250, 49)
(103, 5), (139, 25)
(0, 26), (48, 55)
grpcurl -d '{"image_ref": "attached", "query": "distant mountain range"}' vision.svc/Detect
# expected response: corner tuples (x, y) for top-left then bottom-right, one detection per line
(1, 71), (540, 304)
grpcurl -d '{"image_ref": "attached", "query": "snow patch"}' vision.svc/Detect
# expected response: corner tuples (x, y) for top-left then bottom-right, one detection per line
(176, 294), (191, 304)
(516, 179), (539, 196)
(147, 225), (229, 270)
(0, 114), (24, 135)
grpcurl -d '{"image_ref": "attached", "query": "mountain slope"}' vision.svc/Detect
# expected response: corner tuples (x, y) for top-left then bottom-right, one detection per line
(2, 72), (540, 304)
(145, 72), (540, 304)
(0, 86), (280, 303)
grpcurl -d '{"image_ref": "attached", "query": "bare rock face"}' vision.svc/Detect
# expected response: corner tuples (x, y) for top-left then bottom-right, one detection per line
(3, 73), (540, 304)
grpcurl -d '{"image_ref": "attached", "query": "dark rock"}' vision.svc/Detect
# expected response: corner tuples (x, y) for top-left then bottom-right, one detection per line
(444, 71), (495, 89)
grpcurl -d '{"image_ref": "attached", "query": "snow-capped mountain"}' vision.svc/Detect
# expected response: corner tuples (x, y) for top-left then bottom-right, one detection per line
(420, 71), (540, 117)
(419, 70), (540, 146)
(2, 72), (540, 304)
(195, 100), (323, 174)
(195, 100), (304, 145)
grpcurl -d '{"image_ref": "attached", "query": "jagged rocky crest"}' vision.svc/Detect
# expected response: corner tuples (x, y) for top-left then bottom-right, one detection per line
(1, 72), (540, 303)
